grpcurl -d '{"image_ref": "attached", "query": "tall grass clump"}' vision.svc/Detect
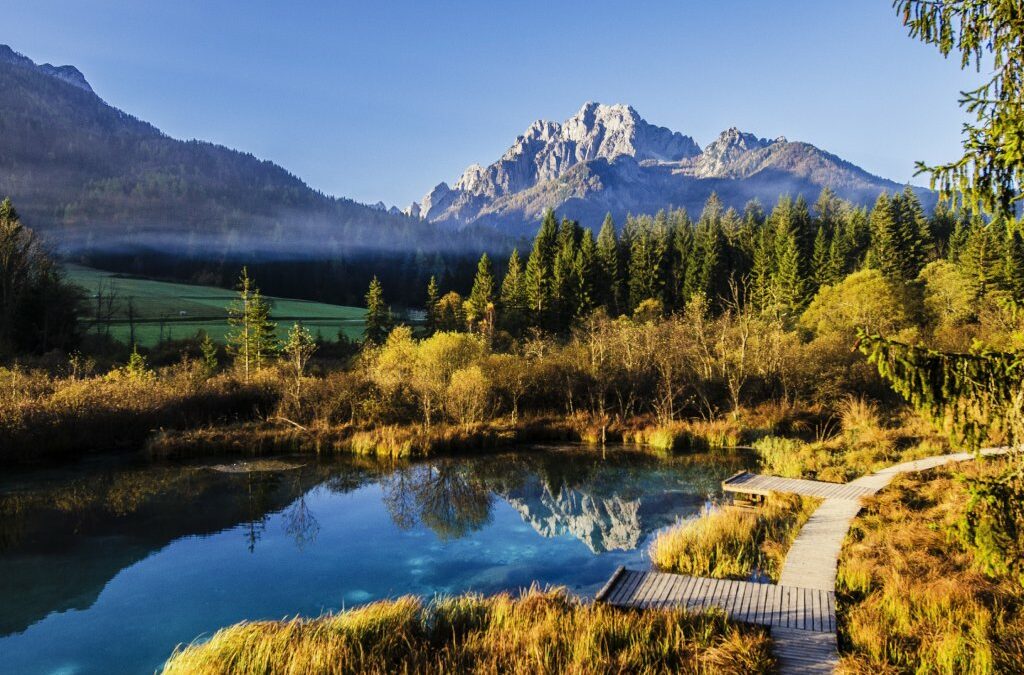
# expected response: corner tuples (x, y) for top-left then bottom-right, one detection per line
(161, 587), (775, 675)
(836, 461), (1024, 674)
(629, 419), (747, 453)
(650, 493), (818, 581)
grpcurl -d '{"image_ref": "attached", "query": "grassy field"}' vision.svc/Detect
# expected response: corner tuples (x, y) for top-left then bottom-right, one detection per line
(65, 265), (365, 347)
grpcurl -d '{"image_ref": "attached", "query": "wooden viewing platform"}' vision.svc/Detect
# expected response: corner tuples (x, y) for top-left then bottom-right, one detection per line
(597, 449), (1010, 674)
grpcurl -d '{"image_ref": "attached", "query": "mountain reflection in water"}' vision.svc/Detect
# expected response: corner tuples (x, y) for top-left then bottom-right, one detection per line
(0, 445), (743, 675)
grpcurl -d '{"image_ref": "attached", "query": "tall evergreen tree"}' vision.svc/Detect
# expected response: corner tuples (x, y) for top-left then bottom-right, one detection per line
(810, 226), (831, 291)
(595, 214), (622, 314)
(552, 218), (582, 328)
(824, 227), (849, 286)
(425, 275), (440, 335)
(898, 186), (931, 274)
(791, 195), (815, 264)
(628, 215), (669, 309)
(1004, 229), (1024, 303)
(363, 276), (392, 344)
(466, 253), (495, 333)
(227, 267), (277, 379)
(575, 228), (597, 319)
(962, 221), (1004, 297)
(772, 207), (807, 318)
(961, 222), (1006, 297)
(524, 210), (559, 326)
(669, 209), (694, 306)
(867, 193), (907, 280)
(947, 211), (973, 263)
(749, 227), (775, 312)
(499, 248), (527, 334)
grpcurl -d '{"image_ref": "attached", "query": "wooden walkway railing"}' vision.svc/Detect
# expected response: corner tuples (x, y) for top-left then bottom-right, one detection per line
(597, 448), (1009, 674)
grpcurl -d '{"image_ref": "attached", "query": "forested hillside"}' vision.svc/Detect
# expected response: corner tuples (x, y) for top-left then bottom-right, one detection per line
(0, 45), (499, 260)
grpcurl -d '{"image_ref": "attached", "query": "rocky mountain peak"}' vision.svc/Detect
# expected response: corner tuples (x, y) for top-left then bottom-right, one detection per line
(691, 127), (776, 177)
(561, 101), (699, 163)
(417, 102), (700, 219)
(407, 102), (914, 233)
(39, 64), (93, 93)
(0, 45), (93, 93)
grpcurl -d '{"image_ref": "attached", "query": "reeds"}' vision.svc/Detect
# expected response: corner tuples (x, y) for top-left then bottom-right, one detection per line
(649, 493), (818, 581)
(161, 587), (774, 674)
(627, 419), (747, 453)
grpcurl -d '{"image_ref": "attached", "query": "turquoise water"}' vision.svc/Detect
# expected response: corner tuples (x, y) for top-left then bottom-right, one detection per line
(0, 446), (743, 674)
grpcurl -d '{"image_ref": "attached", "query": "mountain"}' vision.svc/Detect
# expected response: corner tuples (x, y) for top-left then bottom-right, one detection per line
(0, 45), (484, 259)
(409, 102), (928, 235)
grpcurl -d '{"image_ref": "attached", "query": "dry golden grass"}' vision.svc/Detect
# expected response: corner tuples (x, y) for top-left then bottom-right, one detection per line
(650, 493), (818, 581)
(836, 460), (1024, 674)
(161, 587), (775, 675)
(627, 419), (747, 453)
(0, 365), (276, 463)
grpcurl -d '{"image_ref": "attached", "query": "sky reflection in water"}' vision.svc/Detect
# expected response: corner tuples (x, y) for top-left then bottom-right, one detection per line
(0, 446), (743, 674)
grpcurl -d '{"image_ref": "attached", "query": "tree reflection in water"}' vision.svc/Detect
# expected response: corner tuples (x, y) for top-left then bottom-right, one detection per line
(282, 492), (320, 550)
(382, 462), (493, 539)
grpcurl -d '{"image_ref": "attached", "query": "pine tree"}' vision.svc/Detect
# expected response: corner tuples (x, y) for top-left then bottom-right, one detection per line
(792, 195), (815, 263)
(929, 202), (957, 256)
(898, 186), (930, 275)
(283, 321), (317, 401)
(749, 228), (775, 312)
(825, 228), (849, 286)
(813, 187), (842, 236)
(425, 275), (440, 335)
(575, 228), (597, 319)
(595, 214), (622, 314)
(1004, 229), (1024, 303)
(248, 288), (278, 372)
(466, 252), (495, 333)
(772, 213), (807, 319)
(669, 210), (694, 306)
(552, 218), (582, 329)
(200, 331), (219, 378)
(499, 248), (527, 334)
(683, 196), (724, 302)
(846, 206), (872, 267)
(628, 216), (668, 309)
(810, 226), (830, 291)
(227, 267), (276, 382)
(866, 193), (906, 280)
(947, 212), (972, 263)
(524, 210), (559, 326)
(364, 276), (391, 344)
(961, 222), (1004, 297)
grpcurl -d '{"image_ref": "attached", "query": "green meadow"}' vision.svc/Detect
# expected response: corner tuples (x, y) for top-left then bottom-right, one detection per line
(65, 264), (365, 347)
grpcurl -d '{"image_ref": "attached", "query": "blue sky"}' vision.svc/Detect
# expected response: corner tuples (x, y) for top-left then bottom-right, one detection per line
(7, 0), (977, 207)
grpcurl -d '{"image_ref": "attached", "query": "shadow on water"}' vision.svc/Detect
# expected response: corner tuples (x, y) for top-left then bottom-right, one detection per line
(0, 445), (745, 673)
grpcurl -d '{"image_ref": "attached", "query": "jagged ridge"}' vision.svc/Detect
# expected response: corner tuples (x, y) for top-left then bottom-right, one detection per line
(410, 103), (922, 235)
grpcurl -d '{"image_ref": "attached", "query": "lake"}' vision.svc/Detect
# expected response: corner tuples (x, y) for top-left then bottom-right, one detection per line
(0, 445), (745, 674)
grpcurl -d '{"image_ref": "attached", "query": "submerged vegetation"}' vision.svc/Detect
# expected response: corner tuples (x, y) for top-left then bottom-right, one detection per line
(160, 588), (774, 675)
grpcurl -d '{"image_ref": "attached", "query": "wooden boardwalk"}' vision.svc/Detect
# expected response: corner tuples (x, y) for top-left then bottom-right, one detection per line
(722, 471), (875, 501)
(597, 567), (836, 633)
(597, 448), (1010, 674)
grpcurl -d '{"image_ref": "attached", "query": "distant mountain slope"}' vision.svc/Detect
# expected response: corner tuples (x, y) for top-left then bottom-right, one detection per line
(0, 45), (480, 257)
(410, 103), (930, 235)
